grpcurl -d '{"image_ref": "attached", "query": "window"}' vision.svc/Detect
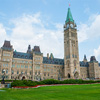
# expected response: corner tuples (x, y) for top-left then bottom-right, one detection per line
(6, 69), (8, 74)
(7, 64), (8, 67)
(12, 60), (15, 63)
(38, 71), (40, 75)
(17, 65), (20, 68)
(44, 69), (46, 71)
(35, 72), (37, 75)
(25, 65), (28, 68)
(67, 24), (69, 28)
(74, 60), (76, 66)
(35, 62), (40, 64)
(25, 61), (28, 63)
(3, 53), (10, 57)
(25, 56), (27, 58)
(3, 59), (6, 61)
(17, 71), (19, 74)
(35, 57), (40, 60)
(12, 70), (14, 74)
(25, 71), (27, 75)
(44, 73), (46, 76)
(67, 61), (70, 68)
(2, 69), (4, 73)
(30, 71), (31, 75)
(51, 69), (53, 72)
(21, 65), (24, 68)
(12, 64), (15, 68)
(5, 76), (8, 79)
(21, 71), (23, 74)
(70, 24), (73, 28)
(30, 61), (32, 64)
(29, 66), (32, 69)
(6, 59), (10, 62)
(35, 65), (40, 69)
(47, 69), (50, 71)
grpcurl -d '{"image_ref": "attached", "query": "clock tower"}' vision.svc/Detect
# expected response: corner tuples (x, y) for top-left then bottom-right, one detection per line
(64, 8), (80, 79)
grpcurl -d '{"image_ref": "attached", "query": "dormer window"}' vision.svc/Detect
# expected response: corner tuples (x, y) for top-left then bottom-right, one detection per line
(18, 55), (20, 57)
(21, 55), (24, 58)
(25, 56), (27, 58)
(29, 56), (32, 59)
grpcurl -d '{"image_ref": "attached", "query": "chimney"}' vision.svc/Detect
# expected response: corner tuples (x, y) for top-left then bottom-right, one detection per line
(47, 53), (49, 59)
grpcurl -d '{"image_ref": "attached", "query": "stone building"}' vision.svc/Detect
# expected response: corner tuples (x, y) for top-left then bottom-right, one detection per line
(0, 8), (100, 81)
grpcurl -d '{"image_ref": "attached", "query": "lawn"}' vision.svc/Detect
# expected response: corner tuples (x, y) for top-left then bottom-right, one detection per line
(0, 84), (100, 100)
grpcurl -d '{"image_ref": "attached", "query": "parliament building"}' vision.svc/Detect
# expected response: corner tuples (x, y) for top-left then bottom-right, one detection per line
(0, 8), (100, 81)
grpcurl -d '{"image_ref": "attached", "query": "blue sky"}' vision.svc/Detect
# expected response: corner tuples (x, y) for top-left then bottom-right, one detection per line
(0, 0), (100, 61)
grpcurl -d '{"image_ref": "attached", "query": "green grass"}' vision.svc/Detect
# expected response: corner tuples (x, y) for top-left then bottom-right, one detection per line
(0, 84), (100, 100)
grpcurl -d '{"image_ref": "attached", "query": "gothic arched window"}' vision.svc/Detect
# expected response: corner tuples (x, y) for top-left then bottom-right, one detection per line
(74, 60), (77, 66)
(67, 60), (70, 68)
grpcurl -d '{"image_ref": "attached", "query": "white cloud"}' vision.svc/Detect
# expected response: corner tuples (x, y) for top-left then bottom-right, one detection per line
(0, 12), (64, 58)
(78, 14), (100, 43)
(94, 46), (100, 60)
(78, 24), (88, 42)
(1, 12), (100, 59)
(0, 24), (7, 45)
(78, 13), (100, 61)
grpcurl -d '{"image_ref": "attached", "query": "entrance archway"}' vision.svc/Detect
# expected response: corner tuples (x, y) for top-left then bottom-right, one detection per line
(68, 73), (70, 78)
(22, 76), (25, 80)
(74, 72), (79, 79)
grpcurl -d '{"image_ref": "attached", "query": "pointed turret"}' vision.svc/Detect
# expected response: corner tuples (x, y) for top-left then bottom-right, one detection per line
(66, 8), (74, 23)
(50, 53), (54, 59)
(83, 55), (87, 62)
(27, 45), (31, 53)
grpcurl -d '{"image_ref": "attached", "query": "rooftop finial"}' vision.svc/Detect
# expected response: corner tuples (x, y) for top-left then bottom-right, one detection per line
(69, 3), (70, 7)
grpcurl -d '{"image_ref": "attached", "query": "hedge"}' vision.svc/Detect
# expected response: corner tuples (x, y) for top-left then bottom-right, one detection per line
(11, 79), (100, 87)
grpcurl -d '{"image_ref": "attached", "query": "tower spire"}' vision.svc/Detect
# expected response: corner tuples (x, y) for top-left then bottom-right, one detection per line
(66, 8), (74, 23)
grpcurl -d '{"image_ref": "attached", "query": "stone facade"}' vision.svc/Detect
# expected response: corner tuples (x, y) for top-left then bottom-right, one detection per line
(0, 8), (100, 81)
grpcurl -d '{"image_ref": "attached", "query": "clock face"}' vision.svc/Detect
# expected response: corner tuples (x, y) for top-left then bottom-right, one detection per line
(70, 24), (73, 28)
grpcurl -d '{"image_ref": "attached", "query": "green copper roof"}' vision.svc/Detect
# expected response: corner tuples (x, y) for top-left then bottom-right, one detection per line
(66, 8), (74, 23)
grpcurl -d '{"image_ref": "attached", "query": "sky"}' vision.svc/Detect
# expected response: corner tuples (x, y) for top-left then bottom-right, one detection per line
(0, 0), (100, 61)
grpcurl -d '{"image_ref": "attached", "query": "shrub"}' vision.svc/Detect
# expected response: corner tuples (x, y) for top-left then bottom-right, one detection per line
(11, 80), (37, 87)
(41, 79), (61, 84)
(11, 79), (100, 87)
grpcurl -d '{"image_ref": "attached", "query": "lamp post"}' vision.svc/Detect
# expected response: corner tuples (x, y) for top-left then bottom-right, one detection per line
(21, 72), (24, 80)
(1, 69), (5, 84)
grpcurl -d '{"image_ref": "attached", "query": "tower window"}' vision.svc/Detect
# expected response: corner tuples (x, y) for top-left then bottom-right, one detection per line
(70, 24), (73, 28)
(74, 60), (77, 66)
(67, 24), (69, 28)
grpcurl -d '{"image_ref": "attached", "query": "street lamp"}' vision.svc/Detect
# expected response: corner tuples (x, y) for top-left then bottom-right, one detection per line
(21, 72), (24, 80)
(1, 69), (5, 84)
